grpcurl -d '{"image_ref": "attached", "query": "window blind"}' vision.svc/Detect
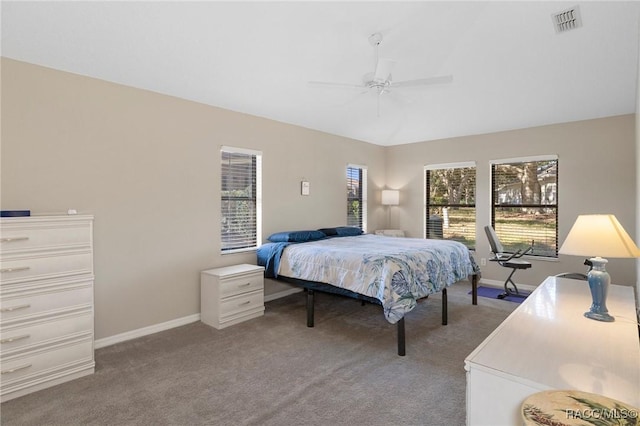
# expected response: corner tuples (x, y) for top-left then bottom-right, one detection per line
(490, 156), (558, 257)
(221, 147), (262, 252)
(424, 163), (476, 249)
(347, 165), (367, 232)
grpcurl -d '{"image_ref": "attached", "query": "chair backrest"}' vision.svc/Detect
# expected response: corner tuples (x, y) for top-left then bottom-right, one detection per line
(484, 225), (505, 255)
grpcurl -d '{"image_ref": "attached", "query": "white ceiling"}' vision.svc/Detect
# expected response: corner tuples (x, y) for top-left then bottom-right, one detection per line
(2, 1), (639, 146)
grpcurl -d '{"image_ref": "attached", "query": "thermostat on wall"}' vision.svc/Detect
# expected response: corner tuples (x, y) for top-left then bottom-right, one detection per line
(301, 181), (310, 196)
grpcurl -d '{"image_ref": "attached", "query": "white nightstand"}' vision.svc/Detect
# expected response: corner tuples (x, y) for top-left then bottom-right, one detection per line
(201, 264), (265, 329)
(375, 229), (405, 237)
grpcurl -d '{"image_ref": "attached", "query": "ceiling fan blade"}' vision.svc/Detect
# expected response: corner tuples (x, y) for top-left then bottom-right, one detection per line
(389, 74), (453, 88)
(374, 58), (396, 81)
(308, 81), (365, 90)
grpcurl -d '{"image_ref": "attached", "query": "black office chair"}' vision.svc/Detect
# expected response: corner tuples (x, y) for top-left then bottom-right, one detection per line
(484, 225), (533, 299)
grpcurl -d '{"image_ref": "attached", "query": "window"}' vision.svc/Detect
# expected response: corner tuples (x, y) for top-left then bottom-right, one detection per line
(490, 155), (558, 257)
(221, 146), (262, 253)
(347, 164), (367, 232)
(425, 162), (476, 249)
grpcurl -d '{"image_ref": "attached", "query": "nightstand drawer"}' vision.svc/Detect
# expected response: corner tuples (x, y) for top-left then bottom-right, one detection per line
(219, 290), (263, 318)
(1, 283), (93, 323)
(0, 251), (92, 285)
(219, 273), (263, 298)
(1, 312), (93, 353)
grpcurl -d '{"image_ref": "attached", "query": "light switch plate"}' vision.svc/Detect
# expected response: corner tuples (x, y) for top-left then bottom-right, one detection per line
(301, 181), (310, 196)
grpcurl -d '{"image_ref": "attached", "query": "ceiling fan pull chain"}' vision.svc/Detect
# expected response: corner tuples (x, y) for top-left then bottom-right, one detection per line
(370, 32), (382, 72)
(374, 41), (379, 74)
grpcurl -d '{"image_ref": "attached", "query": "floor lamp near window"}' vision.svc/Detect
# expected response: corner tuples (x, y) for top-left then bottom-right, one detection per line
(381, 190), (399, 228)
(558, 214), (640, 322)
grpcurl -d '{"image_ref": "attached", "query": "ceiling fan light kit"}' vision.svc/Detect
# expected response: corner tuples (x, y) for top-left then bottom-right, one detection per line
(368, 32), (383, 47)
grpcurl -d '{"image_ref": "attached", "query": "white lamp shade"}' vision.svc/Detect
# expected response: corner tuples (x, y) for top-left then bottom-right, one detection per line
(381, 190), (399, 206)
(559, 214), (640, 258)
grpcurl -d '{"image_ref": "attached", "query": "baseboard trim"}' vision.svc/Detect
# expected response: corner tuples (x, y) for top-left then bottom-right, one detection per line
(95, 280), (533, 349)
(95, 313), (201, 349)
(265, 287), (302, 302)
(479, 278), (537, 293)
(96, 288), (303, 349)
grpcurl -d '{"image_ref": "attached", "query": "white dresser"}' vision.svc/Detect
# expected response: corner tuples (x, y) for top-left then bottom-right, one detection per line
(201, 264), (265, 329)
(0, 215), (95, 402)
(465, 276), (640, 426)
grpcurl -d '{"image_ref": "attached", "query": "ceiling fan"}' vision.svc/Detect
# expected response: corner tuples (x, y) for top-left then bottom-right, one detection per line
(309, 33), (453, 115)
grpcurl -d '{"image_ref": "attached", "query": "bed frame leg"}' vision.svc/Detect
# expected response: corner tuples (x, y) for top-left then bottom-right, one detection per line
(306, 289), (315, 327)
(472, 273), (478, 305)
(397, 318), (406, 356)
(442, 288), (448, 325)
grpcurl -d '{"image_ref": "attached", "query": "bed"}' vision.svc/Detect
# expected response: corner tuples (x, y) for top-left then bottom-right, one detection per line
(257, 227), (479, 356)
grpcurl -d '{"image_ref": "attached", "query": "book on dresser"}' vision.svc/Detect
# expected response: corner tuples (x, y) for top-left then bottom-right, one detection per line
(0, 214), (95, 402)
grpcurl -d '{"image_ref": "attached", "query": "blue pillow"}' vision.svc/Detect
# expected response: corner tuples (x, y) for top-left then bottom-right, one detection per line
(335, 226), (363, 237)
(267, 230), (326, 243)
(318, 227), (339, 236)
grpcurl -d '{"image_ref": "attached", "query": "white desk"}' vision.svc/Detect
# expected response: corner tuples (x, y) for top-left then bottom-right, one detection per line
(465, 276), (640, 426)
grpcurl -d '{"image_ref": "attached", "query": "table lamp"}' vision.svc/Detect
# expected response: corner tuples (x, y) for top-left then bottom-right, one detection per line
(558, 214), (640, 322)
(381, 189), (399, 228)
(381, 189), (399, 206)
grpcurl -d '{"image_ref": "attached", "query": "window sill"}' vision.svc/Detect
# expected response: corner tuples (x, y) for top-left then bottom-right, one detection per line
(523, 255), (559, 262)
(221, 247), (258, 256)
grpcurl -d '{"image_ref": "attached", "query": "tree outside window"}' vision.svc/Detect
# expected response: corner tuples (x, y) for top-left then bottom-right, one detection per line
(347, 165), (367, 231)
(425, 163), (476, 249)
(491, 157), (558, 257)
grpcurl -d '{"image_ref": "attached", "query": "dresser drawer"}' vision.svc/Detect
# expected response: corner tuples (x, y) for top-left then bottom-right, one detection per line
(0, 215), (94, 402)
(1, 312), (93, 354)
(0, 251), (92, 285)
(1, 284), (93, 323)
(219, 290), (263, 318)
(219, 273), (263, 298)
(0, 339), (93, 384)
(0, 220), (91, 254)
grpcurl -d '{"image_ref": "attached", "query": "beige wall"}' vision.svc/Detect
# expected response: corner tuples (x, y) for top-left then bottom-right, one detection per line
(636, 16), (640, 307)
(386, 115), (637, 287)
(2, 58), (637, 341)
(0, 59), (386, 339)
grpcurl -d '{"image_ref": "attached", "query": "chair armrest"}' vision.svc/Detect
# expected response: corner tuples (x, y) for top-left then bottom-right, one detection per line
(510, 244), (534, 259)
(495, 250), (521, 262)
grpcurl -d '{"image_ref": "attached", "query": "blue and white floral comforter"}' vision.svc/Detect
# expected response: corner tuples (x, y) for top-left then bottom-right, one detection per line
(275, 234), (477, 324)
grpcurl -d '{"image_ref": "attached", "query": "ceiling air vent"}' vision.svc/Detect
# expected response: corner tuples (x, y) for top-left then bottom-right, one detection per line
(552, 5), (582, 33)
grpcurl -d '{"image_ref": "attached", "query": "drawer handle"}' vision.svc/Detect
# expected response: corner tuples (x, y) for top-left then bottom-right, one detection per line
(0, 266), (31, 273)
(0, 303), (31, 312)
(240, 301), (251, 306)
(0, 334), (30, 344)
(238, 283), (251, 287)
(0, 237), (29, 243)
(1, 363), (32, 375)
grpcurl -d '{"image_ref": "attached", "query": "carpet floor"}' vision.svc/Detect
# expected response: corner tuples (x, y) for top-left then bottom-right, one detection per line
(0, 281), (517, 426)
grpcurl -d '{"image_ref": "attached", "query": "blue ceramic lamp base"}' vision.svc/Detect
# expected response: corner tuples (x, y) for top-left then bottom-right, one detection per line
(584, 257), (615, 322)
